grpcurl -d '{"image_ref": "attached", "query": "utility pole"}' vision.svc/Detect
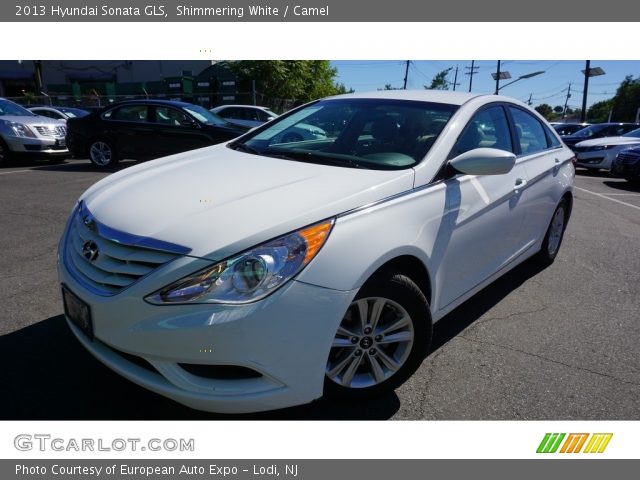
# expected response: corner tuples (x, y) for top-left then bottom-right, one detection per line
(452, 65), (461, 91)
(465, 60), (478, 92)
(562, 82), (572, 119)
(494, 60), (501, 94)
(581, 60), (590, 123)
(403, 60), (410, 90)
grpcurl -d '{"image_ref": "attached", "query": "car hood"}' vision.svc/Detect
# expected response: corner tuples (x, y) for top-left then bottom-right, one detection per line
(80, 145), (415, 259)
(1, 114), (64, 126)
(576, 136), (640, 147)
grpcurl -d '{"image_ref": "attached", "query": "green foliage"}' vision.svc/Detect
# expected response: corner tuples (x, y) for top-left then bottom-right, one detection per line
(587, 75), (640, 122)
(425, 68), (452, 90)
(223, 61), (349, 104)
(553, 105), (564, 113)
(535, 103), (554, 120)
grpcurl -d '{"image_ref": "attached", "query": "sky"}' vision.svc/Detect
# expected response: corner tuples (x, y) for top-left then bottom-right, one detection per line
(331, 60), (640, 111)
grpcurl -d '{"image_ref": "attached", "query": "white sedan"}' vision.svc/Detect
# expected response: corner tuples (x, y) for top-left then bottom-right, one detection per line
(574, 128), (640, 170)
(58, 90), (575, 413)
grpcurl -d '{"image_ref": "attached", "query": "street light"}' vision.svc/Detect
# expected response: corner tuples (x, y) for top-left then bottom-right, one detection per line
(494, 70), (545, 93)
(580, 61), (605, 123)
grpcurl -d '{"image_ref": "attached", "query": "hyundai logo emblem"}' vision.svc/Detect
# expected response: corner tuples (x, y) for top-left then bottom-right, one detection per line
(82, 240), (100, 262)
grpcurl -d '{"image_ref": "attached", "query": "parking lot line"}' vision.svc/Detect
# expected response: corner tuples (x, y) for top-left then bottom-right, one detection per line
(574, 186), (640, 211)
(0, 163), (73, 175)
(0, 169), (31, 176)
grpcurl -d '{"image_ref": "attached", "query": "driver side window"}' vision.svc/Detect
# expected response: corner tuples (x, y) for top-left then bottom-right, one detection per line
(451, 106), (513, 158)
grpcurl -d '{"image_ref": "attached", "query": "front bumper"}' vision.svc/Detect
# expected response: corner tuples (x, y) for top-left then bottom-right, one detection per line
(575, 150), (614, 169)
(58, 246), (356, 413)
(4, 134), (69, 157)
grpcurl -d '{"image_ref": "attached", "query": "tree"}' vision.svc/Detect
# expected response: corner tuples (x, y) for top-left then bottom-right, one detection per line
(587, 99), (614, 123)
(535, 103), (554, 120)
(425, 68), (452, 90)
(223, 61), (349, 104)
(553, 105), (564, 113)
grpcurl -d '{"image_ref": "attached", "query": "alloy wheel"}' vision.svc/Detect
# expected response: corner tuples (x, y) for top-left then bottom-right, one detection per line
(90, 141), (113, 166)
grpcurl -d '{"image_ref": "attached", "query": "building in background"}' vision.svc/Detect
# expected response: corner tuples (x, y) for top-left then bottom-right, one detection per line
(0, 60), (241, 107)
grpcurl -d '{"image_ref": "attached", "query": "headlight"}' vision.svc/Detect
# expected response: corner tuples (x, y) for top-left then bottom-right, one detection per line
(146, 219), (334, 305)
(5, 121), (36, 138)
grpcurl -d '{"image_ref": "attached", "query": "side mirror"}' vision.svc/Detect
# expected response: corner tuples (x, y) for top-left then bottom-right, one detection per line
(449, 148), (516, 176)
(181, 118), (199, 127)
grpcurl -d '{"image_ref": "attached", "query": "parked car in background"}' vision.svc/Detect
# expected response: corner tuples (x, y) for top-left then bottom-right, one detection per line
(58, 90), (575, 413)
(28, 106), (90, 123)
(211, 103), (326, 143)
(562, 122), (640, 149)
(574, 128), (640, 171)
(66, 99), (247, 167)
(611, 145), (640, 185)
(0, 97), (68, 165)
(552, 122), (590, 137)
(210, 104), (278, 128)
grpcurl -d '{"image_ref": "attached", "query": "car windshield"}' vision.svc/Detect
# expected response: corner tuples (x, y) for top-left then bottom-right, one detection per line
(60, 107), (90, 118)
(0, 99), (35, 116)
(622, 128), (640, 138)
(572, 124), (608, 138)
(229, 98), (458, 170)
(183, 105), (233, 127)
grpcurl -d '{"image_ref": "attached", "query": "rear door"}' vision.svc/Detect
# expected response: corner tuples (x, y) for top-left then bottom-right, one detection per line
(438, 104), (531, 308)
(102, 104), (154, 158)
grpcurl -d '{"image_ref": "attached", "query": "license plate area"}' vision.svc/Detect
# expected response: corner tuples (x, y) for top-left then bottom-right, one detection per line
(62, 285), (93, 340)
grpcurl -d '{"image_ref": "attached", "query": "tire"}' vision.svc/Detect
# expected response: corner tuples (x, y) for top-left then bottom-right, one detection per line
(536, 199), (569, 265)
(0, 138), (12, 166)
(88, 139), (118, 168)
(324, 274), (432, 399)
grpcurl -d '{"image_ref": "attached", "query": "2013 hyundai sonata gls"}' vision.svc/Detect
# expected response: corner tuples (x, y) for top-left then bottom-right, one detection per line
(58, 90), (575, 413)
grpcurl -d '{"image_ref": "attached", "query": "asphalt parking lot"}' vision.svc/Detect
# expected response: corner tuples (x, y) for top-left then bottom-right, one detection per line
(1, 159), (638, 420)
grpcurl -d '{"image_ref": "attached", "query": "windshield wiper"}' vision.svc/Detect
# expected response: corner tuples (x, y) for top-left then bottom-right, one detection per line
(266, 149), (366, 169)
(230, 142), (261, 155)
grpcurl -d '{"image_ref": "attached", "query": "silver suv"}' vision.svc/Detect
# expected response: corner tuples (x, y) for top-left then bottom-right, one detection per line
(0, 97), (69, 165)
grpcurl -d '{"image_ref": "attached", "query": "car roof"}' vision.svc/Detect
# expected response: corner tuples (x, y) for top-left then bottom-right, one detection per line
(213, 105), (271, 110)
(105, 99), (199, 109)
(326, 89), (486, 106)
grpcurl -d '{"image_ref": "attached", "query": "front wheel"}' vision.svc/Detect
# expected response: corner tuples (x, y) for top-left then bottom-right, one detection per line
(325, 274), (432, 399)
(89, 139), (118, 168)
(0, 138), (12, 166)
(536, 199), (569, 265)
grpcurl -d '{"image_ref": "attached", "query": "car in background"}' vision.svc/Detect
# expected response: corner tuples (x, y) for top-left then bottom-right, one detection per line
(66, 99), (247, 167)
(28, 106), (90, 123)
(0, 97), (69, 165)
(611, 145), (640, 185)
(210, 104), (278, 128)
(574, 128), (640, 171)
(562, 122), (640, 149)
(58, 90), (575, 413)
(211, 104), (327, 143)
(551, 122), (590, 137)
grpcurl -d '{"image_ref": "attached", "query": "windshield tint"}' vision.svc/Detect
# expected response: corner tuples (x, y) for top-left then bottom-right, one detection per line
(183, 105), (233, 127)
(572, 124), (607, 138)
(231, 98), (458, 169)
(0, 99), (35, 117)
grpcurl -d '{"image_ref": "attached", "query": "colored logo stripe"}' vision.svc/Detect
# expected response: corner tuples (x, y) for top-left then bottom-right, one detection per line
(537, 433), (613, 453)
(583, 433), (613, 453)
(536, 433), (566, 453)
(560, 433), (589, 453)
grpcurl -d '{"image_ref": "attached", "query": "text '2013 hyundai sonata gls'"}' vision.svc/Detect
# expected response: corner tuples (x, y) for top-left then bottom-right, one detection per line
(58, 90), (575, 413)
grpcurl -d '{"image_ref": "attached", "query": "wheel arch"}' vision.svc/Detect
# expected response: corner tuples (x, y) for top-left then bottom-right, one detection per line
(363, 254), (433, 307)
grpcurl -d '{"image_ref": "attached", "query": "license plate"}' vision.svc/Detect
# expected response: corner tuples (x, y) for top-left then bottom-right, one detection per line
(62, 285), (93, 340)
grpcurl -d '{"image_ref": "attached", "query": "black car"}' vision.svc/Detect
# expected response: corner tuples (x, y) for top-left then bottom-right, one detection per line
(552, 122), (590, 136)
(66, 100), (247, 167)
(611, 146), (640, 185)
(562, 122), (640, 150)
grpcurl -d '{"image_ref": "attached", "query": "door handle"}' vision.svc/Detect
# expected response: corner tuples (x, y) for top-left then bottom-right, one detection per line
(514, 178), (527, 192)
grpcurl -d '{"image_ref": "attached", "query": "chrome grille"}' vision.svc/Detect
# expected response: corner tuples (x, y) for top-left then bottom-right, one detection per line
(64, 205), (188, 296)
(35, 125), (67, 137)
(617, 153), (640, 165)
